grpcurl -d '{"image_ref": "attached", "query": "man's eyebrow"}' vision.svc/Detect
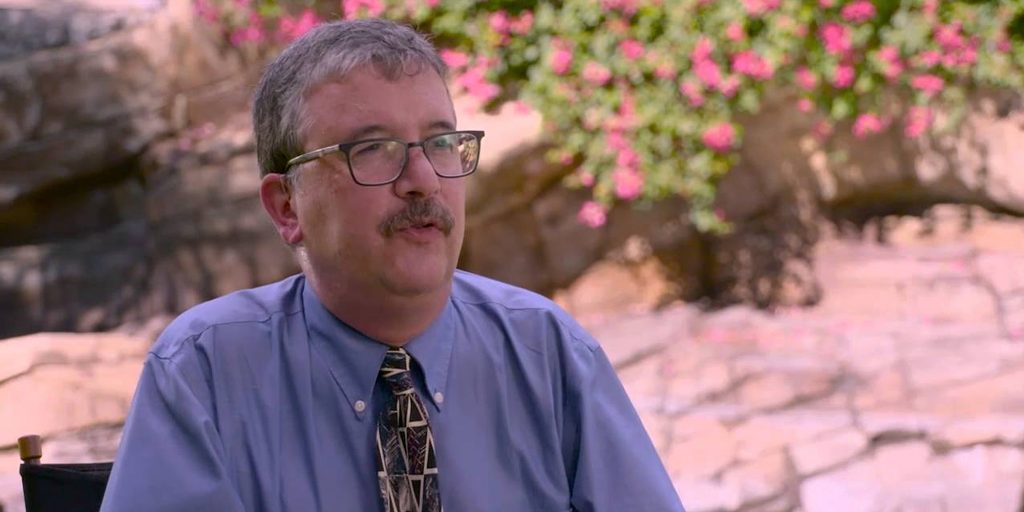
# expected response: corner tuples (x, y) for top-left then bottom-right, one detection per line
(343, 124), (389, 141)
(428, 120), (456, 132)
(343, 121), (457, 142)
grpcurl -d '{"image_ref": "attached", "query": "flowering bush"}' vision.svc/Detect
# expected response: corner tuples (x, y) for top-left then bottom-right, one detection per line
(196, 0), (1024, 231)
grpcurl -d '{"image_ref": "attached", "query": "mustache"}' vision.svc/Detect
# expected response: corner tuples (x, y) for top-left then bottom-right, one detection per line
(379, 198), (455, 237)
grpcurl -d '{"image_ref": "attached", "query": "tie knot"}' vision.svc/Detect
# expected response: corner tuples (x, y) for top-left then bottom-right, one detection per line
(379, 348), (415, 395)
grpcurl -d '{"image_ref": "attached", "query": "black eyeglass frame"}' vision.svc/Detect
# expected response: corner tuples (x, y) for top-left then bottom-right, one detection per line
(283, 130), (486, 186)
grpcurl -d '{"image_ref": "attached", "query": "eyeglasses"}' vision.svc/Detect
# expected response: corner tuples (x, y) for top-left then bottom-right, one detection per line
(284, 130), (486, 186)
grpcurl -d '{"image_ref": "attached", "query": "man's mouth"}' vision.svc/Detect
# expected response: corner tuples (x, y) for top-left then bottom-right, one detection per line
(380, 199), (455, 237)
(396, 215), (444, 234)
(407, 220), (437, 230)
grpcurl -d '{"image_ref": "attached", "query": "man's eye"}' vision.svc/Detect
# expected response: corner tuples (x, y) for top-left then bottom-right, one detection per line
(353, 142), (385, 156)
(429, 137), (455, 150)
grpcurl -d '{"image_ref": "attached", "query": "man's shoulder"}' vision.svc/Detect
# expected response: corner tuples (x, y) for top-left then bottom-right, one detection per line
(451, 270), (553, 310)
(151, 274), (305, 359)
(451, 270), (598, 351)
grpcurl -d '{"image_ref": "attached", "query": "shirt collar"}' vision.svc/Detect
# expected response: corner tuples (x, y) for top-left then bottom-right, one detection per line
(302, 276), (455, 418)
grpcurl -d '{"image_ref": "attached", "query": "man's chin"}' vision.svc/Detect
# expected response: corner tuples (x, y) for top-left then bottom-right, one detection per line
(380, 264), (454, 298)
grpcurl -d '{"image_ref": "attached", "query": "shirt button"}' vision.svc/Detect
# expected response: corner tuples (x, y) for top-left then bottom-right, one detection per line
(354, 400), (366, 412)
(433, 392), (444, 404)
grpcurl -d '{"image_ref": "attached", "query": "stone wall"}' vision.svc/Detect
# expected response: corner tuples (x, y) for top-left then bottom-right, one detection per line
(0, 0), (284, 338)
(0, 0), (256, 246)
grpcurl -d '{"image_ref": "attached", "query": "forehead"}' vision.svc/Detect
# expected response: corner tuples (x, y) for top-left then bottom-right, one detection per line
(301, 66), (456, 145)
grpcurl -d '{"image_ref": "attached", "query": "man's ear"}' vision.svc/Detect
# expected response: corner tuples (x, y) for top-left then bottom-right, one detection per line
(260, 173), (304, 245)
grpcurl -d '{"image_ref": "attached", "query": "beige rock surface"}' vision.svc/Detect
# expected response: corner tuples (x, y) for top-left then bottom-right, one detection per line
(575, 209), (1024, 512)
(0, 332), (149, 512)
(2, 210), (1024, 511)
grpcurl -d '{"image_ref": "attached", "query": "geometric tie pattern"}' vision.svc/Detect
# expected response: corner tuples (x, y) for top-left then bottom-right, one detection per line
(375, 348), (443, 512)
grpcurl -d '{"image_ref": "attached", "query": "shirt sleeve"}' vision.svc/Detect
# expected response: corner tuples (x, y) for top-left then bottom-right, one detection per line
(564, 332), (686, 512)
(100, 350), (245, 512)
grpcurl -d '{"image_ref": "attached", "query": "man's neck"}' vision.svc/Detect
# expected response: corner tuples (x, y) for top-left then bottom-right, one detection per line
(306, 271), (451, 347)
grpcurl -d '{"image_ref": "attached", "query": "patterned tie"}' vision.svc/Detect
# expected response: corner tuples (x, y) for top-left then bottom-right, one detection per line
(375, 348), (443, 512)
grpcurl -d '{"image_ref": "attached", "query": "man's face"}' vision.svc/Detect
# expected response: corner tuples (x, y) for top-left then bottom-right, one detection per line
(286, 66), (465, 298)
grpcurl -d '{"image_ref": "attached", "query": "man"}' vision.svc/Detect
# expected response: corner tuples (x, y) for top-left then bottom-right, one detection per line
(101, 18), (683, 512)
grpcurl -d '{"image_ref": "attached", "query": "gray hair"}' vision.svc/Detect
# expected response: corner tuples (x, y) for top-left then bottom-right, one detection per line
(252, 19), (448, 177)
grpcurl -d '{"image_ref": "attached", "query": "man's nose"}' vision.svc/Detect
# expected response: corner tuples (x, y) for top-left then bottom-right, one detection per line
(393, 146), (441, 198)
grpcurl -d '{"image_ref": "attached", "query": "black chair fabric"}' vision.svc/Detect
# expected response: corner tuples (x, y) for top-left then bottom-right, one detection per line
(20, 462), (113, 512)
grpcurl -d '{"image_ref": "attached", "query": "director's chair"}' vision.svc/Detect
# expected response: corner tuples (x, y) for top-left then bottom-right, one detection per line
(17, 435), (113, 512)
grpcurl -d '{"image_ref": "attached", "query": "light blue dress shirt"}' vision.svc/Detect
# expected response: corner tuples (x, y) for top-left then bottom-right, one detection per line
(101, 271), (683, 511)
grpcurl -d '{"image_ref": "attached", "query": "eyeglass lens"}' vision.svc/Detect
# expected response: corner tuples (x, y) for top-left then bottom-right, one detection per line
(348, 132), (480, 184)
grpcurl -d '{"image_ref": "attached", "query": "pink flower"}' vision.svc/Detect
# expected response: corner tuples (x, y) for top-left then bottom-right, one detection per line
(904, 106), (933, 138)
(876, 45), (904, 81)
(654, 63), (676, 80)
(731, 50), (773, 80)
(997, 35), (1012, 53)
(423, 0), (440, 6)
(342, 0), (385, 18)
(878, 45), (899, 62)
(440, 49), (470, 69)
(578, 170), (596, 187)
(923, 0), (938, 16)
(489, 11), (511, 34)
(702, 122), (736, 153)
(456, 62), (500, 102)
(832, 64), (855, 88)
(916, 50), (941, 67)
(820, 23), (853, 56)
(852, 113), (883, 138)
(694, 60), (722, 88)
(680, 81), (705, 107)
(578, 201), (608, 228)
(613, 166), (644, 200)
(841, 0), (876, 23)
(798, 98), (814, 112)
(957, 45), (977, 67)
(582, 62), (612, 86)
(719, 75), (740, 97)
(726, 22), (745, 42)
(795, 67), (818, 90)
(814, 120), (834, 140)
(742, 0), (780, 16)
(550, 41), (573, 75)
(616, 147), (640, 169)
(692, 37), (714, 63)
(620, 39), (645, 60)
(607, 131), (629, 150)
(935, 23), (964, 51)
(606, 18), (629, 35)
(194, 0), (220, 23)
(511, 101), (533, 115)
(230, 14), (265, 46)
(601, 0), (639, 15)
(883, 60), (904, 81)
(230, 26), (263, 46)
(278, 9), (320, 42)
(819, 0), (834, 7)
(618, 94), (637, 125)
(510, 12), (534, 35)
(910, 74), (944, 97)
